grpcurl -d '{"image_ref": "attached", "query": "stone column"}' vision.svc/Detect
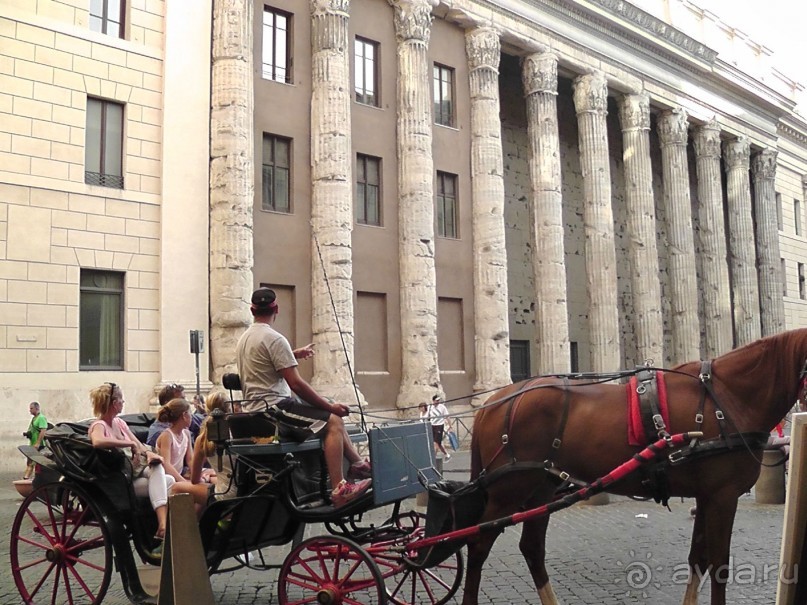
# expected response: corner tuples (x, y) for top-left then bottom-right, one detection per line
(466, 28), (511, 399)
(617, 93), (663, 366)
(209, 0), (254, 383)
(724, 136), (760, 345)
(523, 52), (570, 373)
(572, 72), (620, 372)
(693, 119), (733, 357)
(752, 149), (785, 336)
(390, 0), (440, 409)
(309, 0), (362, 403)
(657, 108), (700, 363)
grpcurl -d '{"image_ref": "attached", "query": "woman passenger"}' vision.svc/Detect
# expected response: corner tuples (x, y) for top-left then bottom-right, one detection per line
(88, 383), (175, 540)
(154, 398), (193, 482)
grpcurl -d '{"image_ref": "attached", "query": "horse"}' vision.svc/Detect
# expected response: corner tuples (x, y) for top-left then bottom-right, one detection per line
(462, 328), (807, 605)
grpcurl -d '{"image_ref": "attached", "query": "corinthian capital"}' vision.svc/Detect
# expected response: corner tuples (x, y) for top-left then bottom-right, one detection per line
(310, 0), (349, 17)
(522, 52), (557, 96)
(617, 93), (650, 131)
(723, 136), (750, 170)
(751, 149), (777, 181)
(572, 72), (608, 114)
(657, 108), (689, 146)
(389, 0), (434, 43)
(692, 119), (721, 159)
(465, 28), (500, 72)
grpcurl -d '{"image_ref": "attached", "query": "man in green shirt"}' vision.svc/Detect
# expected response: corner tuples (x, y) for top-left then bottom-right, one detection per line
(23, 401), (48, 479)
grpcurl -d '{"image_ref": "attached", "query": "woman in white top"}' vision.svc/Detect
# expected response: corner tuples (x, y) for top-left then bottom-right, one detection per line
(88, 383), (176, 540)
(155, 398), (193, 482)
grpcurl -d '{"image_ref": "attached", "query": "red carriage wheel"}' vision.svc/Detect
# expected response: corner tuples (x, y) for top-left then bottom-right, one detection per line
(371, 530), (464, 605)
(11, 482), (112, 605)
(279, 535), (387, 604)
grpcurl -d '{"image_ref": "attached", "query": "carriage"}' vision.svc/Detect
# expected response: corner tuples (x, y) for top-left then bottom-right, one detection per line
(14, 328), (801, 605)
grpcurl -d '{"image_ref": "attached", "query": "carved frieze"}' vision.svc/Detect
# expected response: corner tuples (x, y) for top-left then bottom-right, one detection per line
(521, 52), (557, 96)
(751, 149), (777, 181)
(389, 0), (434, 43)
(572, 72), (608, 114)
(617, 93), (649, 131)
(466, 27), (500, 72)
(657, 108), (689, 146)
(723, 136), (750, 170)
(692, 119), (721, 159)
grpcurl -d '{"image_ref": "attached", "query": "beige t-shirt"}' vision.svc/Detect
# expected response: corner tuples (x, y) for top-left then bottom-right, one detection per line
(236, 322), (298, 411)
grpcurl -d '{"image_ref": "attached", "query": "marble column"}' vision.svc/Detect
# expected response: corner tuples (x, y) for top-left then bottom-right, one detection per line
(390, 0), (440, 409)
(657, 108), (700, 363)
(572, 72), (620, 372)
(617, 93), (663, 366)
(523, 52), (569, 373)
(693, 119), (733, 357)
(309, 0), (362, 403)
(466, 28), (511, 399)
(752, 149), (785, 336)
(209, 0), (254, 383)
(724, 136), (760, 345)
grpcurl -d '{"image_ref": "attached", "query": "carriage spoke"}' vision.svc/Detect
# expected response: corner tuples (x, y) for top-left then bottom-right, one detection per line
(25, 506), (57, 548)
(27, 560), (57, 601)
(67, 558), (101, 601)
(62, 563), (75, 605)
(49, 564), (61, 605)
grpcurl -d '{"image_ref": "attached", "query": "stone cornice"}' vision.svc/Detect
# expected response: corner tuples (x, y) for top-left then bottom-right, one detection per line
(777, 120), (807, 146)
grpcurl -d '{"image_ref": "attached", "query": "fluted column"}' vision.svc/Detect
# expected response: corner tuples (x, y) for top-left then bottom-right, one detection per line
(522, 52), (570, 374)
(617, 93), (663, 366)
(724, 136), (760, 345)
(752, 149), (785, 336)
(209, 0), (254, 383)
(391, 0), (439, 409)
(657, 108), (699, 363)
(466, 28), (511, 401)
(572, 72), (620, 372)
(308, 0), (362, 403)
(693, 119), (733, 356)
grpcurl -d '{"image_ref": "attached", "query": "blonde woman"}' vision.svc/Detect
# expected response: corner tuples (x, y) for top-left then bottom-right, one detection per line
(154, 398), (193, 482)
(171, 391), (237, 509)
(88, 383), (175, 541)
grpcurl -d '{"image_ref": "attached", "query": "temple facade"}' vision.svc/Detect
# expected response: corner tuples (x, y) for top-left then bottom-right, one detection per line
(0, 0), (806, 471)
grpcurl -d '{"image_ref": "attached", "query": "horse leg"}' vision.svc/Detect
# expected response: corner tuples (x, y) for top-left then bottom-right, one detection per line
(461, 530), (502, 605)
(682, 499), (709, 605)
(519, 512), (559, 605)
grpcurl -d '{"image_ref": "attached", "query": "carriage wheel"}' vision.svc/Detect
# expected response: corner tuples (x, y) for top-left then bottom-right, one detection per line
(11, 482), (112, 605)
(279, 535), (387, 604)
(375, 545), (463, 605)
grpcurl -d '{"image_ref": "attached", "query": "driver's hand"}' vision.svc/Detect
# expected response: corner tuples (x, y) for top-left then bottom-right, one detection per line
(330, 403), (350, 417)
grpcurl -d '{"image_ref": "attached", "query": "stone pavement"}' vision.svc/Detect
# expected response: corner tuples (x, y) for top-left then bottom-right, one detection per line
(0, 449), (787, 604)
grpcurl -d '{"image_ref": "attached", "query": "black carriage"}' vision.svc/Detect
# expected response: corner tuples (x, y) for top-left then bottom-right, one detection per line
(11, 396), (463, 605)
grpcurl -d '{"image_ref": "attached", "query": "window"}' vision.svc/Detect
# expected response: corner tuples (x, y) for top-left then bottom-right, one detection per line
(570, 341), (579, 373)
(85, 97), (124, 188)
(89, 0), (125, 38)
(436, 171), (458, 238)
(776, 192), (783, 231)
(510, 340), (530, 383)
(783, 258), (788, 297)
(80, 270), (124, 370)
(261, 134), (291, 212)
(262, 7), (291, 83)
(356, 154), (381, 225)
(433, 64), (454, 127)
(799, 263), (805, 300)
(354, 38), (379, 106)
(796, 200), (802, 236)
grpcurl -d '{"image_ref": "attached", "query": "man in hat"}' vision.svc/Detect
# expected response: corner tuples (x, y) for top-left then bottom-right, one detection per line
(236, 287), (371, 506)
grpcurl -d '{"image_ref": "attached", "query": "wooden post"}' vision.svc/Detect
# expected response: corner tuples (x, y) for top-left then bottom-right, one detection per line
(776, 413), (807, 604)
(158, 493), (215, 605)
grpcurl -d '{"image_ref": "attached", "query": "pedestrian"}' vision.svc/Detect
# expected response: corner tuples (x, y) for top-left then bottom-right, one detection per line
(22, 401), (48, 479)
(430, 394), (451, 462)
(236, 287), (372, 507)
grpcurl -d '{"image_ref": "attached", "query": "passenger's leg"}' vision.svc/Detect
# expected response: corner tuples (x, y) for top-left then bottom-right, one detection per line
(143, 465), (174, 538)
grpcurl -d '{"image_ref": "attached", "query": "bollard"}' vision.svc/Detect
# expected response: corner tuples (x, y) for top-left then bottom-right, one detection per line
(158, 493), (215, 605)
(755, 449), (786, 504)
(417, 456), (444, 508)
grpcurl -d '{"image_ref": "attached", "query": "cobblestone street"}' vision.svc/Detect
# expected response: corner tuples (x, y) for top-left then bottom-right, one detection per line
(0, 454), (787, 604)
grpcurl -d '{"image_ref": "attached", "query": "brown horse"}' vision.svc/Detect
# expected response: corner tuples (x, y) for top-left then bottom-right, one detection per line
(463, 328), (807, 605)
